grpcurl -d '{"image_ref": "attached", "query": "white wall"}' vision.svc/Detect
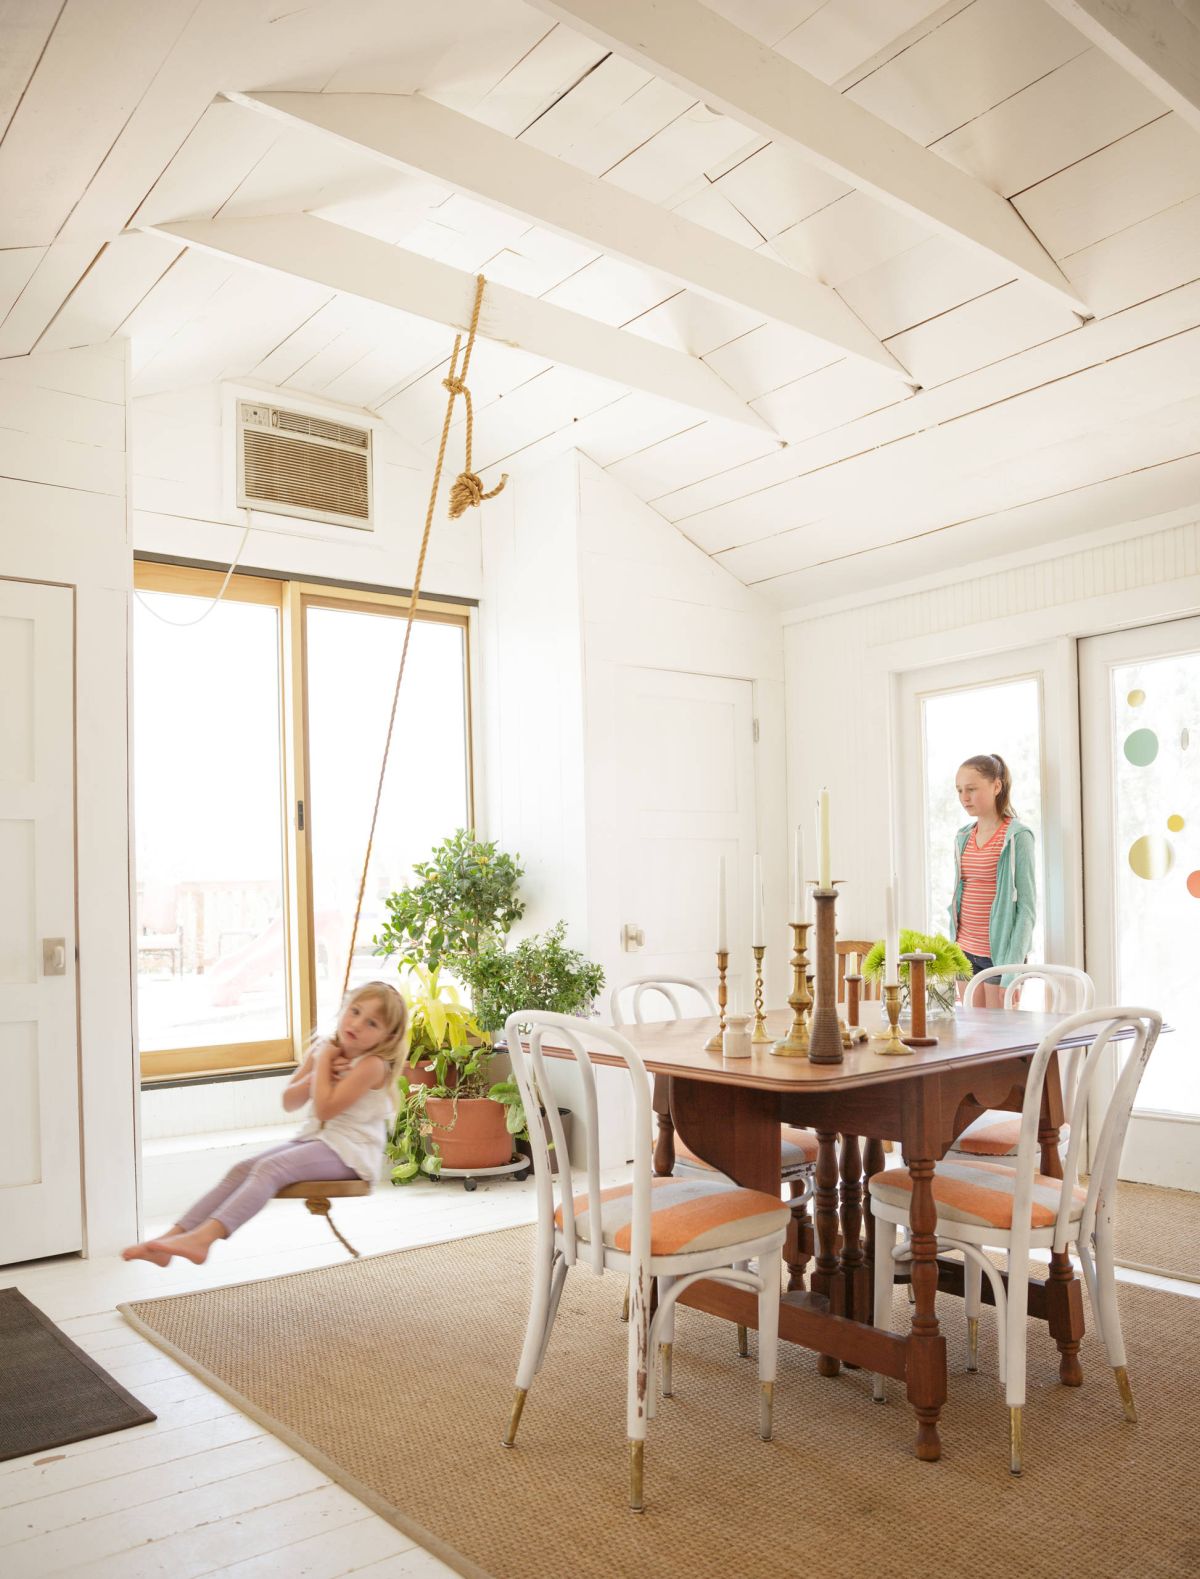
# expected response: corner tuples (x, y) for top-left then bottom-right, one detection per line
(131, 383), (482, 598)
(784, 510), (1200, 949)
(480, 452), (790, 1160)
(0, 341), (138, 1256)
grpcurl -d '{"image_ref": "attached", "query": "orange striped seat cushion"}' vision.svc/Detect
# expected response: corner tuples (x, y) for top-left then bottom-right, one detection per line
(950, 1112), (1071, 1159)
(869, 1159), (1086, 1231)
(676, 1125), (817, 1175)
(554, 1176), (791, 1256)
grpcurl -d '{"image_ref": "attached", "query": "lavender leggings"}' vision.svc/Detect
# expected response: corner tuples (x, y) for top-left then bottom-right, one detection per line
(176, 1137), (358, 1237)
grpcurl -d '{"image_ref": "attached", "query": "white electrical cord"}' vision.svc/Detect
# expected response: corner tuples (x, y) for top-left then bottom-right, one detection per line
(134, 511), (254, 627)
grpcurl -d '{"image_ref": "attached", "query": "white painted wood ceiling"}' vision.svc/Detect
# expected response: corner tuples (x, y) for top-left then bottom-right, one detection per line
(4, 0), (1200, 607)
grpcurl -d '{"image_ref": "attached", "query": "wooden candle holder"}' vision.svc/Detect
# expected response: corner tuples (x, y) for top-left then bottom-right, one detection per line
(901, 951), (939, 1047)
(807, 887), (843, 1065)
(704, 950), (729, 1051)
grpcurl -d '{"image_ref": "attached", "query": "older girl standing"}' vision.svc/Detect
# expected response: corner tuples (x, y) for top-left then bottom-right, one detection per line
(949, 753), (1036, 1009)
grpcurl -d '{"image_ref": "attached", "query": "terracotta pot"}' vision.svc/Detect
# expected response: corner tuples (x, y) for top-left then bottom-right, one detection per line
(425, 1095), (512, 1169)
(405, 1057), (456, 1090)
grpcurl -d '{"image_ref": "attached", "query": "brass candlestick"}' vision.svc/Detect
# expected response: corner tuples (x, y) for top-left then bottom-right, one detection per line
(808, 886), (843, 1065)
(751, 944), (769, 1042)
(901, 951), (939, 1047)
(704, 950), (729, 1051)
(772, 921), (811, 1057)
(878, 981), (912, 1056)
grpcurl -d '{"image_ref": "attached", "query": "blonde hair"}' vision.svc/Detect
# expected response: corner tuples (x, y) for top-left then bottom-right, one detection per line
(324, 981), (410, 1098)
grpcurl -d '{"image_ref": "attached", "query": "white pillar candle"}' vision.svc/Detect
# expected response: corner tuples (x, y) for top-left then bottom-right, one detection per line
(884, 877), (899, 986)
(817, 787), (831, 889)
(717, 855), (728, 953)
(751, 853), (765, 947)
(791, 826), (804, 920)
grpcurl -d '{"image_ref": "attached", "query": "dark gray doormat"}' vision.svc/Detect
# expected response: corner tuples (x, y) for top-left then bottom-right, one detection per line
(0, 1287), (156, 1461)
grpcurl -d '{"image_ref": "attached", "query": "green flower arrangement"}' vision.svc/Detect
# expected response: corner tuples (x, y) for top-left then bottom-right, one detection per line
(862, 929), (972, 1017)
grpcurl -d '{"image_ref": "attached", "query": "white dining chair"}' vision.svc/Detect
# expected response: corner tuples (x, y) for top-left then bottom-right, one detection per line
(501, 1011), (790, 1512)
(610, 975), (817, 1348)
(869, 1006), (1162, 1474)
(950, 965), (1096, 1163)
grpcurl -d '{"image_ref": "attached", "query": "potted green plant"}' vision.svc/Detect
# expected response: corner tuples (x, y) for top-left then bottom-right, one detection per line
(458, 921), (605, 1044)
(374, 828), (524, 973)
(862, 929), (972, 1019)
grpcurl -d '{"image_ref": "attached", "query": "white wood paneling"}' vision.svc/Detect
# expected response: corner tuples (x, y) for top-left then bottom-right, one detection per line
(529, 0), (1085, 310)
(1043, 0), (1200, 134)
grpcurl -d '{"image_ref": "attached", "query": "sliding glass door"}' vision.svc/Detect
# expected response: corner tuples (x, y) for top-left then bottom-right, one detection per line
(1080, 618), (1200, 1191)
(132, 565), (472, 1079)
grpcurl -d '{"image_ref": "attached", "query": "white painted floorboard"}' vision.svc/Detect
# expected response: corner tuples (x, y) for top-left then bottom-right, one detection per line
(1, 1173), (557, 1579)
(3, 1169), (1196, 1577)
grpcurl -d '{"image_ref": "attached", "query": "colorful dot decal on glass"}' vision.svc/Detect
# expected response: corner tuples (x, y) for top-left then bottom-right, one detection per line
(1123, 728), (1159, 767)
(1189, 872), (1200, 900)
(1128, 836), (1173, 880)
(1168, 814), (1185, 832)
(1127, 688), (1145, 707)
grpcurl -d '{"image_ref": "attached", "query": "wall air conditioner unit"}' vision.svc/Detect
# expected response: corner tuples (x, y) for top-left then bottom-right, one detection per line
(237, 401), (372, 531)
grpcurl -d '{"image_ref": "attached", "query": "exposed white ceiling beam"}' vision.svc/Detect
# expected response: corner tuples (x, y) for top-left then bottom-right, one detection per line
(225, 89), (912, 384)
(143, 213), (775, 433)
(523, 0), (1089, 316)
(1043, 0), (1200, 135)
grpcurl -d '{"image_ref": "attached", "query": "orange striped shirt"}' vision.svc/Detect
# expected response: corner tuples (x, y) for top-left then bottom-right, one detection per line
(956, 819), (1009, 956)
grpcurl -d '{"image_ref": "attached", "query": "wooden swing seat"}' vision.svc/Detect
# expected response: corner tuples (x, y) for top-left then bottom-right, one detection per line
(275, 1179), (371, 1258)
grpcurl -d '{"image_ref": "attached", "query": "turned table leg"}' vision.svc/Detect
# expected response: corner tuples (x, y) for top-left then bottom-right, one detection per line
(786, 1178), (813, 1293)
(652, 1075), (676, 1177)
(811, 1131), (841, 1377)
(838, 1133), (869, 1334)
(905, 1155), (947, 1460)
(1037, 1060), (1084, 1384)
(861, 1137), (886, 1325)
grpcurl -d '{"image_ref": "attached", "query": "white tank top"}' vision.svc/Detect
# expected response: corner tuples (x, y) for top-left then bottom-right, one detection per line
(298, 1054), (394, 1181)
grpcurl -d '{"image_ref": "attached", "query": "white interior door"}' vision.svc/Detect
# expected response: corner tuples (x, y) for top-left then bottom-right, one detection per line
(0, 579), (81, 1263)
(612, 667), (758, 1011)
(1081, 618), (1200, 1192)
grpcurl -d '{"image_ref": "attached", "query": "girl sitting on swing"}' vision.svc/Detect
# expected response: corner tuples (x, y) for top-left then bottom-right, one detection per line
(123, 981), (408, 1267)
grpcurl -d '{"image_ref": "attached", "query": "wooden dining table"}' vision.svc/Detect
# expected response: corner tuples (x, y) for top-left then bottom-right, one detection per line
(546, 1004), (1096, 1462)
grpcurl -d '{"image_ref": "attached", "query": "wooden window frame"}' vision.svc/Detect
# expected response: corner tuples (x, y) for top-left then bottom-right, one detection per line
(133, 563), (474, 1082)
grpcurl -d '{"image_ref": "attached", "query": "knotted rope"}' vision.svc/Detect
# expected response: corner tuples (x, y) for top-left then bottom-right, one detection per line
(339, 275), (506, 998)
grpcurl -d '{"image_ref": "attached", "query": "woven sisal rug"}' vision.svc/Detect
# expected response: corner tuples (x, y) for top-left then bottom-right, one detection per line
(1115, 1181), (1200, 1279)
(120, 1223), (1199, 1579)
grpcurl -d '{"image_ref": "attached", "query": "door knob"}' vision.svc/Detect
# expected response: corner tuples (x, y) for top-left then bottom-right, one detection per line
(42, 938), (67, 976)
(622, 923), (645, 952)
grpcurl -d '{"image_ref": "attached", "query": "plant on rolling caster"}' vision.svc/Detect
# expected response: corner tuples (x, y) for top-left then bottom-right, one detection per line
(861, 929), (972, 1017)
(388, 1040), (499, 1184)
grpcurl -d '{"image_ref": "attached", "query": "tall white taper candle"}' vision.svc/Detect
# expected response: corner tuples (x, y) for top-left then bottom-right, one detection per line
(717, 855), (728, 953)
(792, 826), (804, 920)
(751, 853), (765, 947)
(817, 787), (832, 889)
(884, 877), (899, 986)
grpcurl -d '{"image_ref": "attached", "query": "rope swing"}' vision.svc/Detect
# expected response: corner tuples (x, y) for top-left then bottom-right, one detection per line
(339, 275), (507, 998)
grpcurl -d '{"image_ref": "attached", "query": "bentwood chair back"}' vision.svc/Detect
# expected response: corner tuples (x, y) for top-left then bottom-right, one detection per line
(952, 964), (1096, 1164)
(610, 976), (716, 1026)
(870, 1006), (1162, 1473)
(502, 1011), (789, 1511)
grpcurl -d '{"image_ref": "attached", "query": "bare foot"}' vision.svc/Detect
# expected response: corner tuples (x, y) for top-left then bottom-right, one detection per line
(146, 1229), (216, 1265)
(121, 1241), (173, 1267)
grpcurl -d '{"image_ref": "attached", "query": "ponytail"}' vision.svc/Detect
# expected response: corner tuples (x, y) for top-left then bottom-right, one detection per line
(960, 752), (1016, 819)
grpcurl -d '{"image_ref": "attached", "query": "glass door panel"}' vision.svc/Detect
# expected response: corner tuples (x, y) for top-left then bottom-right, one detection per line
(305, 604), (470, 1030)
(1081, 618), (1200, 1192)
(133, 588), (290, 1065)
(919, 677), (1045, 964)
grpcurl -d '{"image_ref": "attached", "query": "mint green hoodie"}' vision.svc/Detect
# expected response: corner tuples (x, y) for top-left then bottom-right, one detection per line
(948, 818), (1037, 986)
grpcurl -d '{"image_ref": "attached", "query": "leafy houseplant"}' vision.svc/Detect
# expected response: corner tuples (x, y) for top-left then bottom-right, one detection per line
(862, 929), (972, 1018)
(458, 921), (606, 1042)
(374, 828), (524, 973)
